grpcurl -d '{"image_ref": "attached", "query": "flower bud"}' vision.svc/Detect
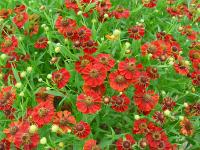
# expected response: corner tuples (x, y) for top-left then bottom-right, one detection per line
(134, 115), (140, 120)
(40, 137), (47, 145)
(29, 124), (38, 134)
(164, 109), (171, 116)
(20, 71), (27, 78)
(27, 67), (33, 73)
(113, 29), (121, 37)
(51, 124), (59, 133)
(15, 82), (22, 88)
(47, 74), (52, 79)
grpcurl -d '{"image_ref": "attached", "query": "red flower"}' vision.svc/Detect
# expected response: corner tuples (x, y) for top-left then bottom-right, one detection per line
(14, 4), (26, 13)
(65, 0), (79, 12)
(146, 67), (159, 80)
(55, 16), (77, 36)
(83, 84), (106, 96)
(13, 12), (28, 28)
(75, 55), (96, 74)
(82, 63), (107, 87)
(3, 107), (16, 119)
(152, 111), (165, 124)
(32, 101), (54, 127)
(53, 110), (76, 133)
(111, 94), (130, 112)
(146, 124), (169, 149)
(180, 25), (197, 41)
(24, 23), (39, 37)
(141, 41), (162, 59)
(0, 86), (16, 111)
(161, 97), (176, 111)
(109, 71), (131, 92)
(118, 58), (140, 80)
(191, 71), (200, 86)
(128, 25), (145, 40)
(0, 36), (18, 54)
(189, 50), (200, 62)
(83, 139), (100, 150)
(73, 121), (91, 139)
(83, 40), (98, 54)
(134, 71), (150, 91)
(14, 122), (39, 150)
(52, 68), (70, 89)
(76, 91), (102, 114)
(0, 9), (12, 19)
(96, 53), (115, 71)
(134, 90), (159, 113)
(34, 37), (48, 49)
(133, 118), (149, 134)
(0, 139), (11, 150)
(170, 41), (182, 59)
(116, 134), (135, 150)
(112, 6), (130, 19)
(74, 26), (92, 42)
(173, 59), (189, 75)
(142, 0), (157, 8)
(192, 59), (200, 71)
(4, 121), (21, 142)
(35, 87), (54, 103)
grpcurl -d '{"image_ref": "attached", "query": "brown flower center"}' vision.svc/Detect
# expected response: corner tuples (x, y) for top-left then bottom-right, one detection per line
(171, 46), (178, 52)
(4, 40), (12, 48)
(139, 122), (147, 130)
(54, 73), (63, 81)
(192, 52), (200, 59)
(100, 57), (109, 65)
(122, 140), (131, 148)
(127, 62), (135, 71)
(85, 96), (93, 104)
(38, 107), (49, 117)
(143, 94), (152, 102)
(61, 20), (69, 27)
(87, 40), (94, 47)
(80, 59), (90, 67)
(76, 124), (84, 131)
(115, 75), (125, 83)
(152, 132), (161, 141)
(116, 97), (123, 105)
(78, 30), (85, 37)
(9, 126), (19, 135)
(0, 142), (5, 150)
(148, 45), (156, 53)
(89, 69), (99, 78)
(21, 133), (31, 145)
(132, 28), (138, 33)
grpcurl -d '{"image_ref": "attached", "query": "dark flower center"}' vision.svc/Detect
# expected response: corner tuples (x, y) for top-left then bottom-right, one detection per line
(78, 30), (85, 37)
(184, 122), (192, 130)
(122, 140), (131, 148)
(16, 14), (24, 21)
(21, 133), (31, 145)
(115, 75), (125, 83)
(147, 45), (156, 53)
(87, 40), (94, 47)
(139, 76), (149, 85)
(116, 97), (123, 105)
(4, 40), (12, 48)
(37, 37), (47, 44)
(132, 28), (138, 33)
(80, 59), (90, 67)
(127, 62), (135, 71)
(61, 20), (69, 26)
(152, 132), (161, 141)
(9, 126), (19, 135)
(158, 141), (165, 149)
(38, 107), (49, 117)
(197, 75), (200, 81)
(171, 46), (178, 52)
(85, 96), (93, 104)
(0, 143), (5, 150)
(74, 41), (81, 47)
(89, 69), (99, 78)
(152, 67), (157, 73)
(192, 52), (200, 59)
(100, 57), (108, 64)
(143, 94), (152, 102)
(54, 73), (63, 81)
(116, 6), (124, 13)
(139, 123), (147, 130)
(67, 31), (73, 36)
(76, 124), (84, 131)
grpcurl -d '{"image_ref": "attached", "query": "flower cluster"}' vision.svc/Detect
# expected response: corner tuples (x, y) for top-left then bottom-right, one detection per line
(0, 0), (199, 149)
